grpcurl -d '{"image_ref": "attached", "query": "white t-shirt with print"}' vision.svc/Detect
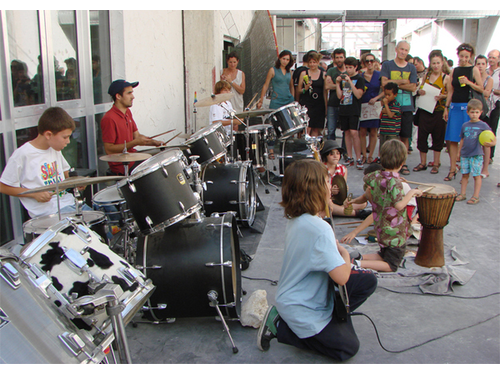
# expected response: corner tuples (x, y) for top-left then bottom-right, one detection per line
(1, 142), (74, 218)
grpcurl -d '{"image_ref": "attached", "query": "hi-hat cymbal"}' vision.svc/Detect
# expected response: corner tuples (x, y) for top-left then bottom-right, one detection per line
(194, 93), (234, 107)
(19, 176), (124, 195)
(100, 152), (152, 163)
(234, 109), (272, 118)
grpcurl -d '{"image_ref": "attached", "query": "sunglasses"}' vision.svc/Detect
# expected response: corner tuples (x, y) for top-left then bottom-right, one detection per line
(365, 59), (375, 63)
(458, 45), (473, 53)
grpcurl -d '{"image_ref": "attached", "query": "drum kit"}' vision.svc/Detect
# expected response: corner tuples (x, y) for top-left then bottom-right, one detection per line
(0, 93), (317, 362)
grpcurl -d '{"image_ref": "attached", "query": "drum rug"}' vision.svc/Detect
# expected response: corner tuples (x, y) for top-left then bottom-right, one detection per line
(347, 243), (476, 295)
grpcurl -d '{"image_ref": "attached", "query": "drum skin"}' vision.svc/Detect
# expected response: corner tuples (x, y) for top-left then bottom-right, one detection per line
(136, 214), (241, 321)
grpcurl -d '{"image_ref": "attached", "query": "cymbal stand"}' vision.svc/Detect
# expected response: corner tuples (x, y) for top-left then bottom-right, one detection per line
(220, 102), (245, 164)
(207, 290), (238, 354)
(262, 143), (279, 192)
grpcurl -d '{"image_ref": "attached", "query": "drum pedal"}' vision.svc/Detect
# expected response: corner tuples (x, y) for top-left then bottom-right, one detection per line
(207, 290), (238, 354)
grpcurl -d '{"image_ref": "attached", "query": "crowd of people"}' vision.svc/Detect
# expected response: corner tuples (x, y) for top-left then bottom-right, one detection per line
(256, 42), (498, 361)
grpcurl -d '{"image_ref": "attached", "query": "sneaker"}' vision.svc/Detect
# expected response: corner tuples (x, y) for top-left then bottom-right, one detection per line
(356, 209), (372, 220)
(349, 250), (363, 262)
(356, 159), (364, 170)
(344, 157), (354, 166)
(257, 305), (280, 351)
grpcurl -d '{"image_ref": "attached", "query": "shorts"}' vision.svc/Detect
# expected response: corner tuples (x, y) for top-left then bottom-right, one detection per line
(339, 115), (360, 131)
(460, 155), (483, 177)
(378, 246), (405, 272)
(400, 111), (413, 139)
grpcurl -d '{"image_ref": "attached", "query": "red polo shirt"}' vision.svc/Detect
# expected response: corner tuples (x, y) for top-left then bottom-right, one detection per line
(101, 105), (139, 174)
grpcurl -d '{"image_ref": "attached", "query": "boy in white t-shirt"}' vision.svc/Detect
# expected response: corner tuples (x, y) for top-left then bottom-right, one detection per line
(0, 107), (79, 218)
(209, 80), (242, 135)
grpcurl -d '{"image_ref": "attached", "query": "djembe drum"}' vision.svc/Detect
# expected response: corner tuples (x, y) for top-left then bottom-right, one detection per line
(415, 183), (456, 267)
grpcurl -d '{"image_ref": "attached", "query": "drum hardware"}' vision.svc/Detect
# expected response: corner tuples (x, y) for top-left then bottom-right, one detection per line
(67, 284), (132, 363)
(0, 260), (20, 289)
(207, 290), (239, 354)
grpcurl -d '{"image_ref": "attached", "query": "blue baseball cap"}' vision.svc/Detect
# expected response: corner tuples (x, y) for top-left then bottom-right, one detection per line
(108, 79), (139, 96)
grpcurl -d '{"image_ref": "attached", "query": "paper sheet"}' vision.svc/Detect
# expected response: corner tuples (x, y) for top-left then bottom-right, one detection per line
(415, 83), (441, 113)
(360, 102), (382, 121)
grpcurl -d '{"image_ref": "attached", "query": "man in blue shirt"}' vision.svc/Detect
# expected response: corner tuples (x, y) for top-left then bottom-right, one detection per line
(380, 41), (418, 175)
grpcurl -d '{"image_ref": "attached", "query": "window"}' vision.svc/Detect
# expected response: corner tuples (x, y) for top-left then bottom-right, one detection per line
(0, 10), (123, 247)
(52, 10), (80, 101)
(90, 11), (112, 105)
(6, 10), (45, 107)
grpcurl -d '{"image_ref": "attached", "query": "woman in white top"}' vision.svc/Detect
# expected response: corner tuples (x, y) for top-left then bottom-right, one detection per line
(221, 51), (246, 113)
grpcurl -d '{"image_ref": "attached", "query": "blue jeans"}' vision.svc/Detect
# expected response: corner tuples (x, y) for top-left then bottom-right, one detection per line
(327, 106), (339, 140)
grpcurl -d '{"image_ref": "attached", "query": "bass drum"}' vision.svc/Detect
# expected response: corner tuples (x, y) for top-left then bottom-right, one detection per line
(201, 161), (256, 227)
(136, 213), (241, 321)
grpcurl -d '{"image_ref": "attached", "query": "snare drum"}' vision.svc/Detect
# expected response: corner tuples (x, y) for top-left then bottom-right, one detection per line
(233, 124), (272, 168)
(117, 148), (201, 235)
(23, 211), (106, 244)
(14, 218), (154, 351)
(136, 213), (241, 321)
(269, 103), (308, 140)
(184, 122), (228, 165)
(201, 161), (256, 227)
(415, 183), (456, 268)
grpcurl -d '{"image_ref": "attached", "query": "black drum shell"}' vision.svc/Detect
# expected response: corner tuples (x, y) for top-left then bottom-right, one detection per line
(118, 156), (200, 235)
(201, 162), (256, 227)
(278, 138), (314, 176)
(136, 214), (241, 320)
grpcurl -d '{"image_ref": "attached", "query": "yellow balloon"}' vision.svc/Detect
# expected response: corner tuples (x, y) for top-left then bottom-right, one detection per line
(479, 130), (495, 146)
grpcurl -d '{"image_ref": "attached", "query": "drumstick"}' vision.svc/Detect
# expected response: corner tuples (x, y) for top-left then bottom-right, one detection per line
(246, 93), (259, 110)
(404, 180), (436, 187)
(151, 129), (175, 139)
(163, 132), (182, 145)
(420, 186), (435, 193)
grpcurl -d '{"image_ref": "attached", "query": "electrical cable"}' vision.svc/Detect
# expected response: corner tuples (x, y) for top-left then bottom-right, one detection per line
(351, 311), (500, 353)
(378, 286), (500, 299)
(242, 275), (278, 285)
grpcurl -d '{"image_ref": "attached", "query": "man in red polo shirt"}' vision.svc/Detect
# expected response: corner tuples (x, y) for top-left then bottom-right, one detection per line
(101, 79), (162, 175)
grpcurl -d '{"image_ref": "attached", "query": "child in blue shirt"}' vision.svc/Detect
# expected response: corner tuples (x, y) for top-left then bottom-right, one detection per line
(257, 159), (377, 361)
(455, 99), (496, 205)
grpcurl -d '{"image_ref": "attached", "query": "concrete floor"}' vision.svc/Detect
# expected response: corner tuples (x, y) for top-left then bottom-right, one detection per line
(125, 137), (500, 365)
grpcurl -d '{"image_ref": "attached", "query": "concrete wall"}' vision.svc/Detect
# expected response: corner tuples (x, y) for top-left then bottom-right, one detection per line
(120, 10), (254, 142)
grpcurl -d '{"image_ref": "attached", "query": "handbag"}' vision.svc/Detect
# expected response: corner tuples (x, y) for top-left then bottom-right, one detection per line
(468, 69), (489, 118)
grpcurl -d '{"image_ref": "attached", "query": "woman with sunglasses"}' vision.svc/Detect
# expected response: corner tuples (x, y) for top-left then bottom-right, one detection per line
(443, 43), (483, 181)
(359, 53), (384, 164)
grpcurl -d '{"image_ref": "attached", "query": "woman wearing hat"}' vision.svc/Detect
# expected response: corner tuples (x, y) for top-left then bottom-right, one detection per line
(320, 140), (369, 218)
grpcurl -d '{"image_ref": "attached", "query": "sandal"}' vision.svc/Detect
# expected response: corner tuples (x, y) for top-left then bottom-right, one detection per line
(430, 164), (441, 174)
(467, 196), (480, 205)
(399, 165), (410, 175)
(367, 156), (373, 163)
(455, 194), (466, 202)
(444, 170), (457, 181)
(427, 161), (435, 167)
(413, 163), (427, 172)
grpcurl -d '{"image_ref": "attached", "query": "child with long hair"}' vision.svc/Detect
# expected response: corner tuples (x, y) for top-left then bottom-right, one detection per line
(257, 159), (377, 361)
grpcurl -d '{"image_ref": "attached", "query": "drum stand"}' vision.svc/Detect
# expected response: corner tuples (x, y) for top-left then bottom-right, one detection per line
(69, 284), (132, 364)
(207, 290), (238, 354)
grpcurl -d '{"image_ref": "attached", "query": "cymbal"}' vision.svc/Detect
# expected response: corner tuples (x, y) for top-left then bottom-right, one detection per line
(331, 175), (348, 206)
(234, 109), (272, 118)
(19, 176), (124, 195)
(100, 152), (151, 163)
(194, 93), (234, 107)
